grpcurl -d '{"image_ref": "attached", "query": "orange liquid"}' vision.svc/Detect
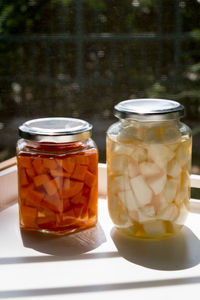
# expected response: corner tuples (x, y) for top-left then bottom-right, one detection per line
(17, 143), (98, 235)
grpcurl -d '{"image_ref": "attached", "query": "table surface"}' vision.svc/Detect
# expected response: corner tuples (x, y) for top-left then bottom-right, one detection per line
(1, 198), (200, 300)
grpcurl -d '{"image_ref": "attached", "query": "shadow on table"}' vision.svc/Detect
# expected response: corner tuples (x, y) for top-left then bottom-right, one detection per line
(111, 225), (200, 270)
(21, 222), (106, 256)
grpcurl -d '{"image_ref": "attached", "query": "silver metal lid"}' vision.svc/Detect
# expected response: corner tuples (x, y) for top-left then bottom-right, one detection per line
(114, 99), (184, 121)
(19, 117), (92, 142)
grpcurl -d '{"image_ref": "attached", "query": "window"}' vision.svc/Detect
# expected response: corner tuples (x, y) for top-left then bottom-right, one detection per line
(0, 0), (200, 173)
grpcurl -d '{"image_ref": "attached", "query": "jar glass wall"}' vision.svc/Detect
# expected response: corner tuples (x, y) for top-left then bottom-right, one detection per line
(17, 118), (98, 235)
(107, 99), (192, 239)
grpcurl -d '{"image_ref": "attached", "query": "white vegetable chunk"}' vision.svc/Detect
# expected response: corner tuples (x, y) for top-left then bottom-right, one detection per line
(111, 175), (130, 192)
(174, 204), (188, 225)
(167, 159), (182, 177)
(148, 144), (174, 168)
(140, 162), (161, 177)
(163, 178), (178, 203)
(176, 143), (189, 167)
(130, 175), (152, 206)
(128, 158), (139, 178)
(131, 147), (147, 163)
(158, 204), (179, 221)
(111, 143), (133, 155)
(118, 189), (138, 211)
(109, 154), (128, 174)
(143, 220), (166, 236)
(148, 174), (167, 195)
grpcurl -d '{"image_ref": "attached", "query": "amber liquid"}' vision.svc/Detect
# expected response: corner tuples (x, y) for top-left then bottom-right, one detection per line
(17, 143), (98, 235)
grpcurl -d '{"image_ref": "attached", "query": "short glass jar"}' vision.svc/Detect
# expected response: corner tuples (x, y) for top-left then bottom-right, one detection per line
(17, 117), (98, 235)
(107, 99), (192, 239)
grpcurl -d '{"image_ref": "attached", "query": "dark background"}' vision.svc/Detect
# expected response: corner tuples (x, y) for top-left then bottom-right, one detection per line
(0, 0), (199, 174)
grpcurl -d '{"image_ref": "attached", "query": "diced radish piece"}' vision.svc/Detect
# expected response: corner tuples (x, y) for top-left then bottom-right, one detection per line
(167, 159), (182, 177)
(128, 157), (139, 178)
(176, 142), (190, 167)
(111, 175), (130, 192)
(158, 204), (178, 221)
(118, 189), (138, 211)
(131, 147), (147, 163)
(140, 162), (161, 177)
(148, 174), (166, 195)
(148, 144), (174, 168)
(174, 204), (188, 225)
(143, 220), (166, 237)
(109, 154), (128, 174)
(111, 143), (133, 155)
(130, 175), (152, 207)
(164, 178), (178, 203)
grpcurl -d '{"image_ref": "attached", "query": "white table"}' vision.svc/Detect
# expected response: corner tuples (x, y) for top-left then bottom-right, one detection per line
(0, 165), (200, 300)
(1, 198), (200, 300)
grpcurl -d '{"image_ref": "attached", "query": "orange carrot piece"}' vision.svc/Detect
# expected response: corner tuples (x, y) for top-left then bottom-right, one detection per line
(26, 189), (44, 206)
(63, 198), (70, 211)
(71, 165), (87, 181)
(32, 157), (45, 175)
(63, 179), (84, 198)
(26, 167), (36, 178)
(54, 176), (63, 191)
(62, 157), (75, 174)
(88, 185), (98, 213)
(43, 158), (57, 170)
(44, 192), (62, 213)
(76, 155), (89, 166)
(19, 156), (32, 169)
(84, 171), (97, 187)
(70, 192), (87, 205)
(62, 208), (76, 225)
(20, 205), (37, 227)
(20, 168), (29, 186)
(50, 169), (70, 178)
(33, 174), (50, 187)
(20, 183), (34, 200)
(73, 205), (84, 218)
(44, 178), (58, 196)
(88, 152), (98, 174)
(37, 208), (56, 225)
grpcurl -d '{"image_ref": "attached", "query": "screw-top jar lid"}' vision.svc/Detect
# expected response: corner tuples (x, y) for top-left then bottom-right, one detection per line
(114, 99), (184, 121)
(19, 117), (92, 142)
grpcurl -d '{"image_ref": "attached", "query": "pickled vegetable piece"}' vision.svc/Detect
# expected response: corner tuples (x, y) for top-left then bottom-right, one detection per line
(75, 155), (89, 165)
(44, 192), (62, 213)
(18, 156), (32, 169)
(50, 169), (70, 178)
(62, 157), (75, 174)
(63, 179), (84, 198)
(20, 206), (37, 228)
(43, 158), (57, 169)
(71, 165), (87, 181)
(32, 158), (46, 175)
(44, 178), (58, 196)
(84, 171), (96, 187)
(19, 169), (29, 186)
(33, 174), (50, 187)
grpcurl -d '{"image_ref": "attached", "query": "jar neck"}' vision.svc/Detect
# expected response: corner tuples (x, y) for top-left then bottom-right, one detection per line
(18, 138), (90, 153)
(120, 118), (181, 128)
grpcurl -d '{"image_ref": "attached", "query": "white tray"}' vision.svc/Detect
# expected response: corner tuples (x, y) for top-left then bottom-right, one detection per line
(0, 164), (200, 300)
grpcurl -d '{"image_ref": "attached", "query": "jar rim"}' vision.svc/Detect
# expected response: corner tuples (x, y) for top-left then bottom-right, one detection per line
(114, 98), (184, 121)
(18, 117), (92, 142)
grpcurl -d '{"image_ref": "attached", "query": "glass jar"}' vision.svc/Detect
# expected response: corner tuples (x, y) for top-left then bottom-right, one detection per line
(107, 99), (192, 239)
(17, 117), (98, 235)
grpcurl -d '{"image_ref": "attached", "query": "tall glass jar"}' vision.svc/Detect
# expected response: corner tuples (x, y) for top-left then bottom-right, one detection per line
(17, 118), (98, 235)
(107, 99), (192, 238)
